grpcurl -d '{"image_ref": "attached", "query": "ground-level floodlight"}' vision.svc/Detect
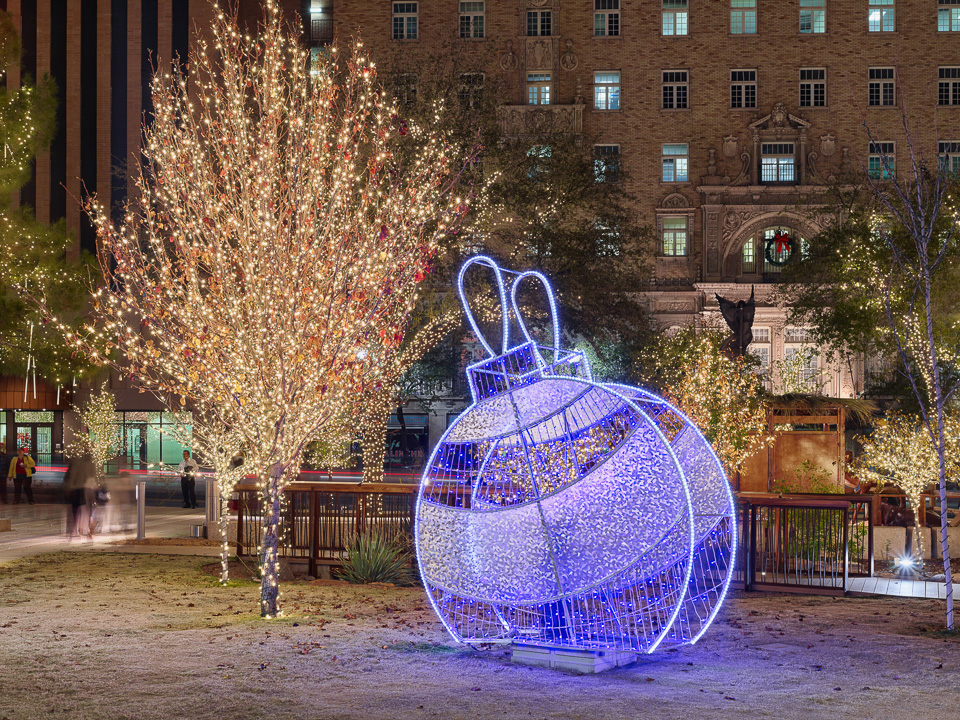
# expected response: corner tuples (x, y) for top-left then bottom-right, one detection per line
(414, 256), (737, 658)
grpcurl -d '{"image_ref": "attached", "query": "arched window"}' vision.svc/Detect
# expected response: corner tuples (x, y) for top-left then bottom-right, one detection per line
(741, 227), (804, 279)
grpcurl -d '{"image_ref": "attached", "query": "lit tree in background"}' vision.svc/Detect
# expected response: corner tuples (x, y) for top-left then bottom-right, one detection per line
(163, 406), (246, 585)
(42, 3), (473, 617)
(357, 301), (460, 483)
(854, 411), (960, 558)
(67, 383), (120, 483)
(642, 327), (771, 478)
(858, 116), (960, 629)
(0, 10), (91, 385)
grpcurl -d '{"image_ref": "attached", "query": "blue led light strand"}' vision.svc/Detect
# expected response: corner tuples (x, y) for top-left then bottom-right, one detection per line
(457, 255), (509, 358)
(510, 270), (561, 363)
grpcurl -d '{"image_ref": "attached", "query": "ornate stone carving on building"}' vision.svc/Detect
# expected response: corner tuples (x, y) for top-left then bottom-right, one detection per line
(721, 211), (750, 245)
(722, 135), (739, 158)
(500, 40), (518, 71)
(656, 300), (695, 313)
(559, 39), (578, 71)
(659, 192), (691, 209)
(526, 37), (553, 70)
(498, 104), (583, 136)
(819, 134), (836, 157)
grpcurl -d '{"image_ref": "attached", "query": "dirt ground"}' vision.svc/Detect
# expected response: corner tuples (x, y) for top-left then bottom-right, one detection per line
(0, 553), (958, 720)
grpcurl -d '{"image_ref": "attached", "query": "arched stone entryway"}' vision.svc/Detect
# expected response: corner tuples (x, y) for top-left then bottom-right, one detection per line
(720, 212), (820, 279)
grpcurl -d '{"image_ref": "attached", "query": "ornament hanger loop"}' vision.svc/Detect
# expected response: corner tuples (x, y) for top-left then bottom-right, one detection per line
(457, 255), (509, 358)
(509, 270), (561, 361)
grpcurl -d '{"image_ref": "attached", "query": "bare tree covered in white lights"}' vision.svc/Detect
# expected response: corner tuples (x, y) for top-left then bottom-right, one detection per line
(68, 383), (121, 484)
(49, 4), (473, 617)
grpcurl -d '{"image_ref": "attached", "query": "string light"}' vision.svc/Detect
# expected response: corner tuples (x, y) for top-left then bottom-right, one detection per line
(854, 411), (960, 557)
(35, 3), (474, 618)
(651, 330), (773, 478)
(67, 382), (120, 484)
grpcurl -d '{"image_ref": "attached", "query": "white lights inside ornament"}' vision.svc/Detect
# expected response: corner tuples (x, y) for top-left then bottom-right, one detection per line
(414, 256), (736, 654)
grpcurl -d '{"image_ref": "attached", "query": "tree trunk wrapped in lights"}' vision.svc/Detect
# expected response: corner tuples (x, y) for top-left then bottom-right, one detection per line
(357, 306), (460, 483)
(43, 3), (474, 617)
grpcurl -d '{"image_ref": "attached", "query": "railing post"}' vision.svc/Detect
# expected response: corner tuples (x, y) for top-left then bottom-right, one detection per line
(135, 481), (146, 540)
(309, 489), (319, 578)
(236, 490), (245, 556)
(748, 503), (757, 591)
(842, 505), (850, 593)
(867, 498), (875, 577)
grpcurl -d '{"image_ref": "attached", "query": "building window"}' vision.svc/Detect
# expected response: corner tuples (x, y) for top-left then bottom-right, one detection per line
(594, 72), (621, 110)
(868, 142), (895, 179)
(662, 143), (689, 182)
(527, 9), (552, 36)
(730, 0), (757, 34)
(940, 1), (960, 31)
(799, 0), (826, 33)
(392, 2), (418, 40)
(868, 0), (894, 32)
(527, 145), (552, 177)
(662, 70), (688, 109)
(799, 68), (826, 107)
(784, 345), (820, 390)
(661, 217), (688, 256)
(459, 2), (484, 39)
(458, 73), (484, 108)
(595, 220), (622, 256)
(751, 327), (770, 377)
(308, 1), (334, 45)
(940, 141), (960, 174)
(730, 69), (757, 109)
(662, 0), (688, 36)
(527, 73), (551, 105)
(594, 144), (621, 183)
(595, 0), (620, 36)
(742, 236), (756, 273)
(760, 143), (795, 183)
(868, 67), (895, 106)
(394, 73), (418, 106)
(939, 67), (960, 105)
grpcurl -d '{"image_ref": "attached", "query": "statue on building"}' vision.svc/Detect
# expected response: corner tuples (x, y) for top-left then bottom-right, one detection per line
(715, 286), (756, 359)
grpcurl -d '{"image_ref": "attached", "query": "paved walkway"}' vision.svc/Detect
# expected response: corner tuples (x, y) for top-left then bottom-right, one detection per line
(0, 501), (223, 564)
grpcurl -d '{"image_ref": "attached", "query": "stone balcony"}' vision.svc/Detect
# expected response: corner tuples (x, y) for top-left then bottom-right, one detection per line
(498, 104), (584, 137)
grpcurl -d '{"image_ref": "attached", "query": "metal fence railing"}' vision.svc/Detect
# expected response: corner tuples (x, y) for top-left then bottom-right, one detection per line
(736, 494), (875, 595)
(235, 484), (875, 594)
(235, 481), (415, 577)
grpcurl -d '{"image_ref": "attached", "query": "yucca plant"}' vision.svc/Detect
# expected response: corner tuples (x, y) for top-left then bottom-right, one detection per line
(337, 531), (412, 585)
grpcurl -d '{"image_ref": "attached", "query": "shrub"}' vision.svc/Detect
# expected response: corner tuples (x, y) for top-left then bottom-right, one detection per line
(337, 531), (412, 585)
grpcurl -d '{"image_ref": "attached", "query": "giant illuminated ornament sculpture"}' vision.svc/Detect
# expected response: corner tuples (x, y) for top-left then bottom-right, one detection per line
(414, 256), (736, 655)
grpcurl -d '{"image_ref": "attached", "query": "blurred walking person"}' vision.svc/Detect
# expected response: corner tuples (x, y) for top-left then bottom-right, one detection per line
(0, 447), (7, 504)
(178, 450), (199, 509)
(63, 455), (86, 538)
(8, 447), (36, 504)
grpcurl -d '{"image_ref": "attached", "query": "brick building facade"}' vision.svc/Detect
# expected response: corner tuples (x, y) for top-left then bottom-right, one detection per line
(1, 1), (957, 460)
(323, 0), (960, 398)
